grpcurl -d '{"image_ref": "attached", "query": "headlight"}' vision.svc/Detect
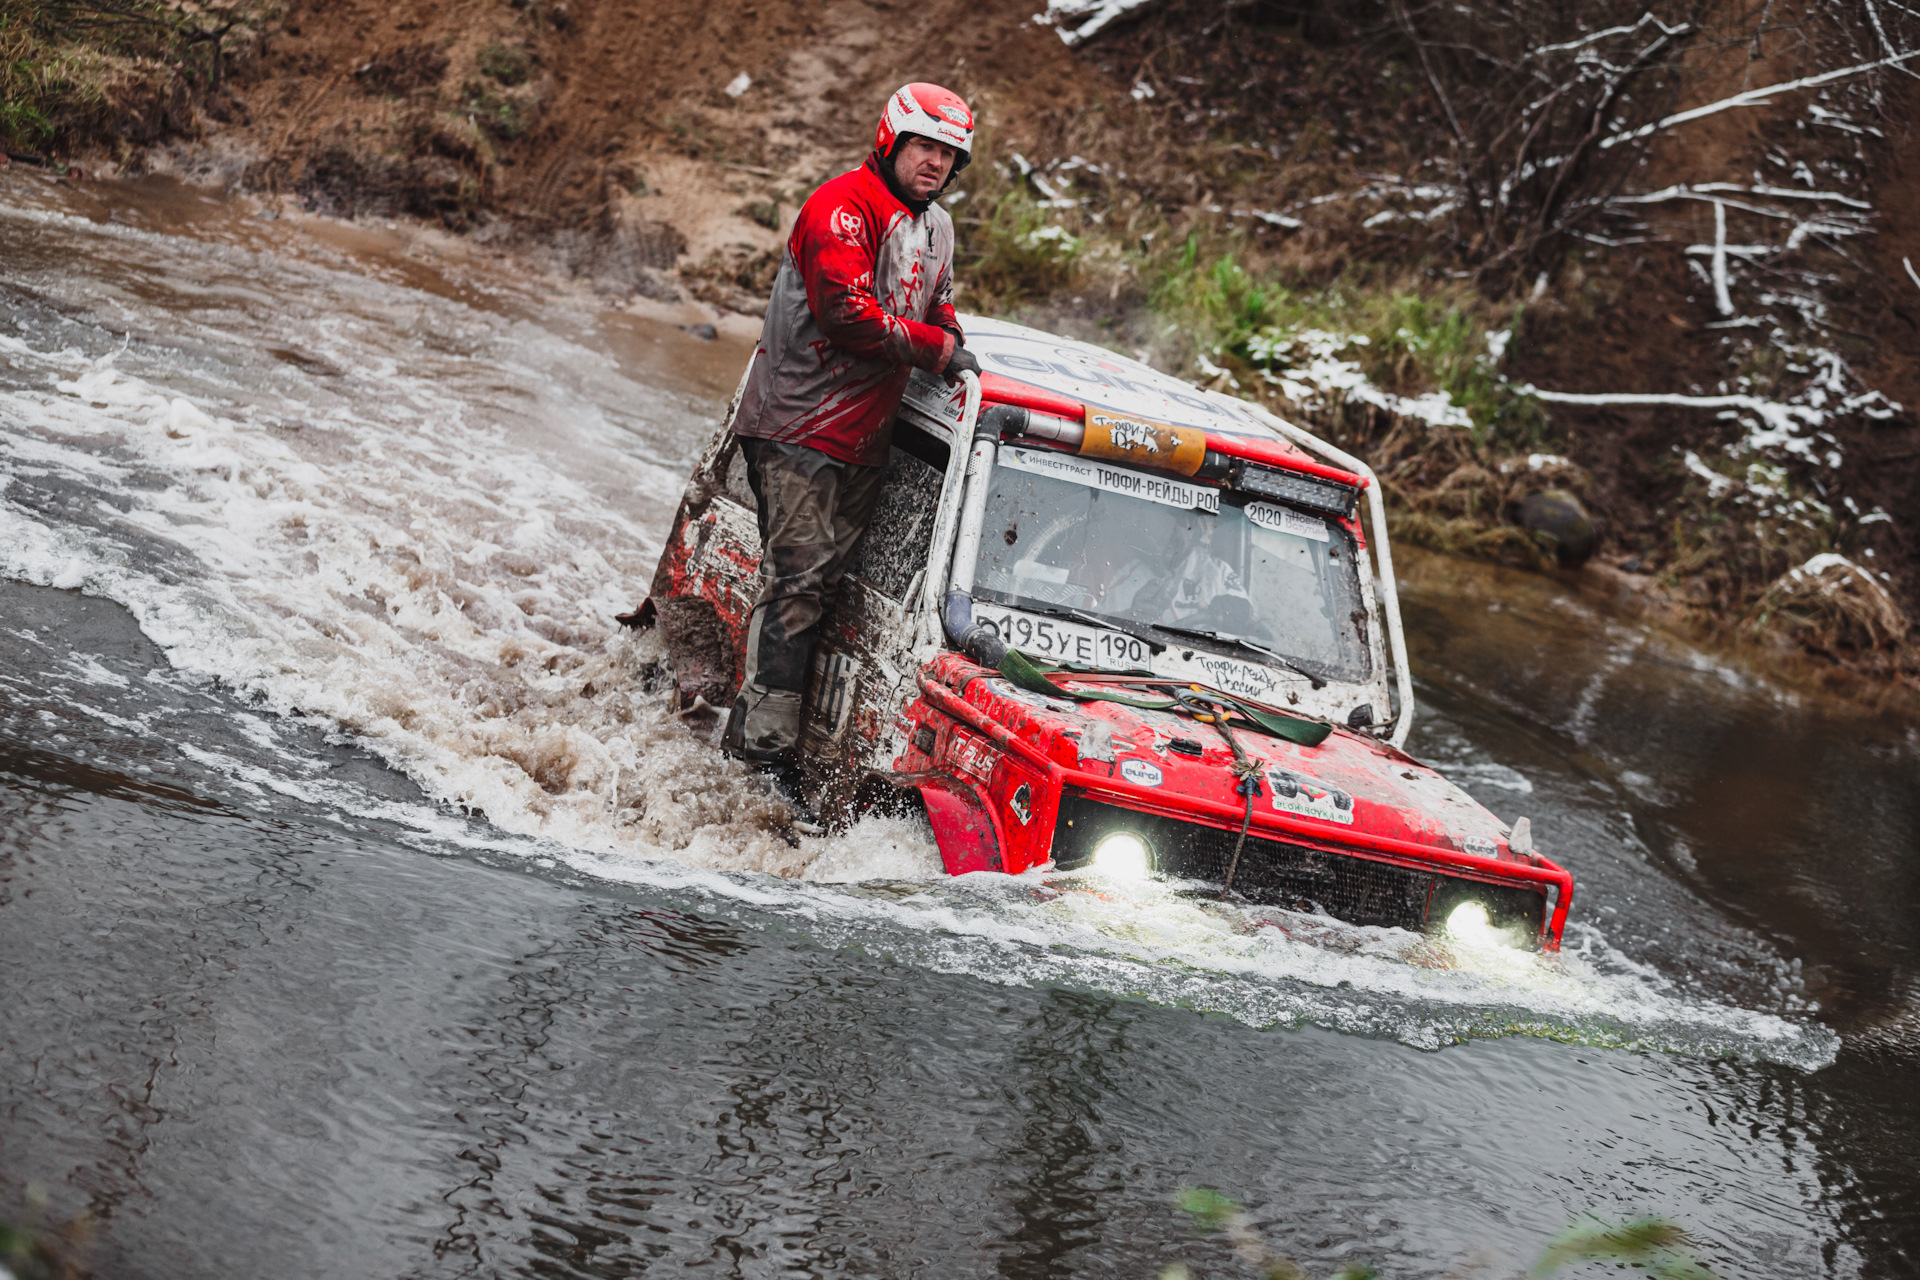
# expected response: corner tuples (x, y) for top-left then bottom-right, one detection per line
(1091, 832), (1150, 882)
(1445, 900), (1509, 949)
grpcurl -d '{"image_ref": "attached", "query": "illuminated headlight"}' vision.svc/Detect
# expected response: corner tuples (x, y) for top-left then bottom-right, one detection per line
(1232, 461), (1359, 517)
(1444, 901), (1511, 950)
(1092, 832), (1151, 882)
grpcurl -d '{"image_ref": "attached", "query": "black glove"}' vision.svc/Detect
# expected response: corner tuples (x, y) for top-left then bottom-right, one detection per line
(944, 343), (982, 382)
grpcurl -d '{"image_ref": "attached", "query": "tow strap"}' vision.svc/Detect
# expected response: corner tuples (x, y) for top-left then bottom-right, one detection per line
(997, 649), (1334, 749)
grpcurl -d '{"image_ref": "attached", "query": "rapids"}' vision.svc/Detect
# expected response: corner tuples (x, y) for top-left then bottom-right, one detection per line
(3, 172), (1916, 1277)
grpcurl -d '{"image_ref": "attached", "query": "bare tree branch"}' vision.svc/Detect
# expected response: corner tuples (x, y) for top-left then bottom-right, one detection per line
(1601, 45), (1920, 148)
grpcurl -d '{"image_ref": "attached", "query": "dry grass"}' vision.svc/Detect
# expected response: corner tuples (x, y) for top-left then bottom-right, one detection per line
(0, 0), (275, 154)
(1747, 556), (1912, 658)
(0, 22), (119, 149)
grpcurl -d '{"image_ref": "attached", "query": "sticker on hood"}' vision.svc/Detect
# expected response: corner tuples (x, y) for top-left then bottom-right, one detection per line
(1119, 759), (1164, 787)
(1267, 769), (1354, 824)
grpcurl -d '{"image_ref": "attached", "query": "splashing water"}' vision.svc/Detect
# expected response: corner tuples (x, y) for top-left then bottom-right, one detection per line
(0, 189), (1836, 1069)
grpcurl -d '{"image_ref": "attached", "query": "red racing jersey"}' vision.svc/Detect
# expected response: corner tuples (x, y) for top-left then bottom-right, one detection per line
(732, 154), (960, 468)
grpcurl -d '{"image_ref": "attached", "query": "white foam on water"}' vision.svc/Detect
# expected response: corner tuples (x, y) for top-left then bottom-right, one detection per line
(800, 813), (948, 882)
(0, 200), (1837, 1068)
(60, 652), (132, 689)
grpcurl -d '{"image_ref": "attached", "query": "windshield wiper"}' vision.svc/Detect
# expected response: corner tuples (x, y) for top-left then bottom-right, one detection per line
(1150, 624), (1328, 689)
(1003, 600), (1167, 654)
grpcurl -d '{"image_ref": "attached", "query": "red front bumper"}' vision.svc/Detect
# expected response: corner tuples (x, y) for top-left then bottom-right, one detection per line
(896, 660), (1573, 949)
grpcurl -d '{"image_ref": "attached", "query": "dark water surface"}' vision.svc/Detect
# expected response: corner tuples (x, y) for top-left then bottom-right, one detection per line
(3, 173), (1917, 1278)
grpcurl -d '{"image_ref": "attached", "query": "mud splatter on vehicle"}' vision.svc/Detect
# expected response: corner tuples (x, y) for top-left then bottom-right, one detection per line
(646, 316), (1574, 946)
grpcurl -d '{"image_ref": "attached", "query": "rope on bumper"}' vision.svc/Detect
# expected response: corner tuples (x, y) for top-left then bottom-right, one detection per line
(1178, 687), (1265, 900)
(1221, 780), (1258, 899)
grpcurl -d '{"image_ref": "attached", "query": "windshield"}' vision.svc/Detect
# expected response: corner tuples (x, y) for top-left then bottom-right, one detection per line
(971, 446), (1372, 683)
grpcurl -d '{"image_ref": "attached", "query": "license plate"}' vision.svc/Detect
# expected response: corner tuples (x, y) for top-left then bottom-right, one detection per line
(970, 603), (1154, 669)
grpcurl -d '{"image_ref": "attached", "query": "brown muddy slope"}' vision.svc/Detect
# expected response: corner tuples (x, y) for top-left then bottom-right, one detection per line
(1006, 2), (1920, 692)
(224, 0), (1096, 297)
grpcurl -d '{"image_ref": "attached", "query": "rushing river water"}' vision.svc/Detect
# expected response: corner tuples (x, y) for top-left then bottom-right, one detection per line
(2, 172), (1916, 1278)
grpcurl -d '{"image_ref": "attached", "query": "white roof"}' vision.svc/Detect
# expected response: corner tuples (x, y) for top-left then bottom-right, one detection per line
(960, 315), (1279, 440)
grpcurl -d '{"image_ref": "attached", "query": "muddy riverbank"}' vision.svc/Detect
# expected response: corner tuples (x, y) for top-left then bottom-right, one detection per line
(11, 0), (1918, 692)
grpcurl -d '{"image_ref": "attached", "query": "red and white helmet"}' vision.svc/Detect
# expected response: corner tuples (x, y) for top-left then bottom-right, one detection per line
(875, 82), (974, 174)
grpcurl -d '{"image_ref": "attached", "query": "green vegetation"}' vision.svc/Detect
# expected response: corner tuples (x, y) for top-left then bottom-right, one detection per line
(1168, 1186), (1379, 1280)
(2, 1186), (90, 1280)
(947, 145), (1569, 572)
(1168, 1187), (1716, 1280)
(476, 40), (530, 86)
(738, 198), (779, 230)
(963, 190), (1086, 306)
(1149, 237), (1545, 452)
(1528, 1217), (1715, 1280)
(1130, 230), (1565, 568)
(950, 141), (1543, 454)
(462, 79), (531, 141)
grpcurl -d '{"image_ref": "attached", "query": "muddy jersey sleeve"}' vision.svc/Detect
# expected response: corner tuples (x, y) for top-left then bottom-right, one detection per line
(928, 263), (960, 346)
(794, 201), (956, 372)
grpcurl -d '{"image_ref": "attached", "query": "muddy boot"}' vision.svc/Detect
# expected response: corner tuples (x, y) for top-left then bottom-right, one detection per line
(721, 683), (803, 764)
(768, 763), (824, 836)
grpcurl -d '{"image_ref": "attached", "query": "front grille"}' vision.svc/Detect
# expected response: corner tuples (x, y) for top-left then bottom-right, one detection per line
(1052, 793), (1544, 936)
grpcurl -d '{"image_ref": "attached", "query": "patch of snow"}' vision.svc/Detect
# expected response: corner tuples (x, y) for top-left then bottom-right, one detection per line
(1239, 209), (1303, 229)
(1684, 243), (1774, 260)
(1778, 554), (1901, 609)
(1194, 351), (1239, 389)
(1043, 0), (1160, 44)
(1793, 552), (1855, 579)
(1615, 181), (1871, 210)
(1807, 104), (1883, 136)
(1682, 451), (1735, 497)
(1248, 329), (1471, 428)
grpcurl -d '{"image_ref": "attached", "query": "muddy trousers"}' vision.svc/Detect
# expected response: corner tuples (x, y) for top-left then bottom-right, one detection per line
(722, 438), (886, 762)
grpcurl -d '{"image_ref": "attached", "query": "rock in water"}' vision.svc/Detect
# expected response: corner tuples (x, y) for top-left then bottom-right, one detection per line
(1519, 489), (1596, 568)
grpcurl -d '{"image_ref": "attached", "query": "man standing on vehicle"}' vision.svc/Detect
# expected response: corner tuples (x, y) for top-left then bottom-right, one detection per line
(722, 83), (982, 766)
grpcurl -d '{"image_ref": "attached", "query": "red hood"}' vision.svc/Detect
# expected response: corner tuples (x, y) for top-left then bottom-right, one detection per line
(927, 654), (1528, 862)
